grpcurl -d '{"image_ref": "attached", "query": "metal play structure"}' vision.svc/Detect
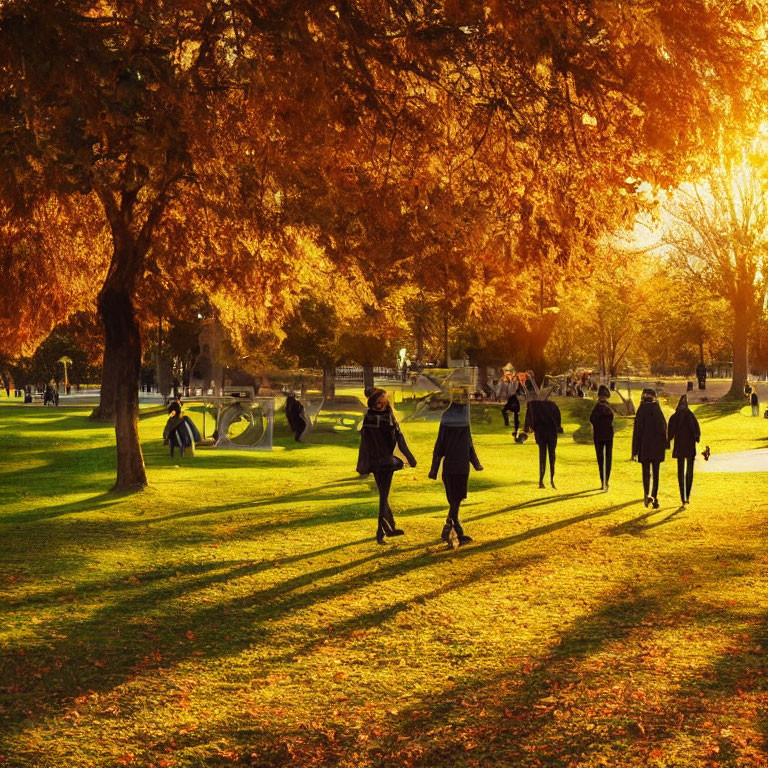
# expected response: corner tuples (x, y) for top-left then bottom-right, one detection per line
(201, 387), (275, 451)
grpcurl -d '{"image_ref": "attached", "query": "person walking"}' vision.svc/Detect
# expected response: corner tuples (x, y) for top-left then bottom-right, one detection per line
(696, 361), (707, 390)
(501, 392), (521, 436)
(631, 388), (667, 509)
(750, 387), (759, 417)
(666, 394), (701, 507)
(428, 399), (483, 546)
(285, 392), (310, 442)
(589, 384), (614, 491)
(524, 393), (563, 489)
(357, 388), (417, 545)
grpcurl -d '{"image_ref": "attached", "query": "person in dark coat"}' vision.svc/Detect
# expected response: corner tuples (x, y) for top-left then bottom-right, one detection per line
(631, 388), (667, 509)
(428, 400), (483, 546)
(285, 393), (309, 442)
(667, 394), (701, 506)
(750, 388), (759, 417)
(163, 401), (201, 457)
(589, 384), (614, 491)
(357, 388), (417, 545)
(696, 361), (707, 390)
(501, 393), (521, 436)
(524, 394), (563, 489)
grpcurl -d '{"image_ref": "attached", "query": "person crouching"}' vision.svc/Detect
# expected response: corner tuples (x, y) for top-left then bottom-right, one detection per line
(163, 401), (201, 458)
(428, 400), (483, 546)
(357, 388), (417, 545)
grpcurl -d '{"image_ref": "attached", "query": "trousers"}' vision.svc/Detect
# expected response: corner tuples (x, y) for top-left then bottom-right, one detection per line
(502, 409), (520, 432)
(372, 469), (397, 536)
(594, 439), (613, 484)
(641, 460), (660, 500)
(538, 439), (557, 481)
(677, 456), (694, 503)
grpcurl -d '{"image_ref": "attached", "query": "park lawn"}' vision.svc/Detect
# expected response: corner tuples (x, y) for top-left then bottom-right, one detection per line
(0, 395), (767, 768)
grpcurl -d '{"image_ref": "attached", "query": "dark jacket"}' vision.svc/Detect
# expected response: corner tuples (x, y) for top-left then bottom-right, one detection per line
(502, 394), (520, 413)
(667, 408), (700, 458)
(356, 407), (416, 474)
(524, 400), (562, 444)
(429, 403), (482, 477)
(589, 401), (614, 442)
(751, 391), (759, 406)
(632, 400), (667, 463)
(285, 394), (308, 433)
(163, 415), (201, 448)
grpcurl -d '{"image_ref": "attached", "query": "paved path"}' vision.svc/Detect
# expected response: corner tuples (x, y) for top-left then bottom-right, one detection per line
(698, 448), (768, 473)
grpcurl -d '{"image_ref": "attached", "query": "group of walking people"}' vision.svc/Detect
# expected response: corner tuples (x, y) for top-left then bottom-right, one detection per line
(357, 385), (703, 546)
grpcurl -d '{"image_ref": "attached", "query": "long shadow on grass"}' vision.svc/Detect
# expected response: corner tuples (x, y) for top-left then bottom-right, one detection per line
(0, 502), (628, 734)
(464, 488), (606, 523)
(260, 553), (760, 768)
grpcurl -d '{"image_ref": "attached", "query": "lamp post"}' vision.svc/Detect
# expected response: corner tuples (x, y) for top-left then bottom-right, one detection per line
(58, 356), (72, 394)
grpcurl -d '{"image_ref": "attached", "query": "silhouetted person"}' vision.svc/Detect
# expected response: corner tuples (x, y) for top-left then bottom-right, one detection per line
(163, 401), (201, 457)
(632, 388), (667, 509)
(696, 361), (707, 390)
(751, 388), (759, 417)
(285, 393), (309, 442)
(667, 394), (701, 507)
(501, 393), (521, 436)
(524, 394), (563, 489)
(357, 388), (416, 545)
(428, 401), (483, 546)
(590, 384), (614, 491)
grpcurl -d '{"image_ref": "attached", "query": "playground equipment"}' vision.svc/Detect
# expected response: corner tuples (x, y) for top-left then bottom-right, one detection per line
(202, 387), (275, 451)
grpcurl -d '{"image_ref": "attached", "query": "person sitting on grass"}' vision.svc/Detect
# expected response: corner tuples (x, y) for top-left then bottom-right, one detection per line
(428, 399), (483, 546)
(667, 394), (701, 508)
(632, 388), (667, 509)
(356, 388), (417, 545)
(163, 401), (201, 458)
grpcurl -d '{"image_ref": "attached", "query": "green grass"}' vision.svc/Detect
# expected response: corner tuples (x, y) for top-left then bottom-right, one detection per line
(1, 393), (768, 767)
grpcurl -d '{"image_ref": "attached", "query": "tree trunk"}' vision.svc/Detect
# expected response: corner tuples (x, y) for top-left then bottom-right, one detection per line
(477, 364), (488, 388)
(415, 321), (424, 366)
(441, 314), (449, 367)
(362, 364), (374, 392)
(89, 344), (118, 421)
(322, 363), (336, 399)
(727, 303), (750, 398)
(98, 236), (147, 490)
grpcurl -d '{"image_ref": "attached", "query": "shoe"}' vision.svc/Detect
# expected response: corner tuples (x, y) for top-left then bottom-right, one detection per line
(550, 479), (557, 490)
(376, 533), (387, 545)
(652, 498), (660, 509)
(605, 481), (610, 491)
(643, 496), (651, 508)
(441, 523), (452, 542)
(538, 481), (545, 489)
(386, 528), (405, 537)
(457, 535), (473, 546)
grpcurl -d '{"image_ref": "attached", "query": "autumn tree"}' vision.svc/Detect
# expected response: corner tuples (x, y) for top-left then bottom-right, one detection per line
(664, 139), (768, 395)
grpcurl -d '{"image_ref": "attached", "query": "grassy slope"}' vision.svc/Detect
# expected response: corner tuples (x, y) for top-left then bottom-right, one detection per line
(0, 393), (767, 768)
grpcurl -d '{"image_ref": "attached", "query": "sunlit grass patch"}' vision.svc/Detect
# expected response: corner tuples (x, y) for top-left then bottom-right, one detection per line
(1, 397), (768, 766)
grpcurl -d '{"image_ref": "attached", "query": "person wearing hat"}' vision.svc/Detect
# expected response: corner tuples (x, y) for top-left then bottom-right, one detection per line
(428, 399), (483, 546)
(523, 391), (563, 489)
(356, 388), (417, 544)
(589, 384), (614, 491)
(631, 388), (667, 509)
(667, 394), (701, 507)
